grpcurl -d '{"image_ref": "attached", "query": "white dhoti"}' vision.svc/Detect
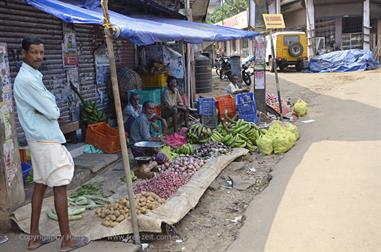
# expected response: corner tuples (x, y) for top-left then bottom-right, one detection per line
(28, 141), (74, 187)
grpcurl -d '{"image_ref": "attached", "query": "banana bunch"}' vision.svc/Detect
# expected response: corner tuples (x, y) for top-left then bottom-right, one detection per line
(69, 82), (106, 125)
(211, 119), (261, 152)
(174, 143), (194, 155)
(81, 101), (107, 125)
(186, 123), (212, 144)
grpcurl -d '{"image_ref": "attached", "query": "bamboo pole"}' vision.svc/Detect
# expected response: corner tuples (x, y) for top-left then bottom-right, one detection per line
(269, 30), (283, 121)
(100, 0), (141, 246)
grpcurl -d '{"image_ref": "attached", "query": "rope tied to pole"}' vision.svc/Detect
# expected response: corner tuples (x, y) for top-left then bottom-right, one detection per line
(100, 0), (120, 38)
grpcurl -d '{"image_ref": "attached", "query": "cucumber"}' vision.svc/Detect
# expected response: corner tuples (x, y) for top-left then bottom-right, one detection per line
(68, 207), (86, 216)
(48, 209), (83, 221)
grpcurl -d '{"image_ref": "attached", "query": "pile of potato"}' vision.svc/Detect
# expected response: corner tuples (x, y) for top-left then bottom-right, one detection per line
(96, 192), (165, 228)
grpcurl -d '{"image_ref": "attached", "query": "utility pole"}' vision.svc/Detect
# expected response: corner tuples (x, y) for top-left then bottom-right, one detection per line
(305, 0), (315, 59)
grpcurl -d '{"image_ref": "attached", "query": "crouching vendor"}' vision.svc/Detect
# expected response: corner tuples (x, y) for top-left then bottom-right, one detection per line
(129, 101), (168, 163)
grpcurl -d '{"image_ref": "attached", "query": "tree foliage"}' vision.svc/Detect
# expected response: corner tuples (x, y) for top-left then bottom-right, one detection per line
(206, 0), (248, 24)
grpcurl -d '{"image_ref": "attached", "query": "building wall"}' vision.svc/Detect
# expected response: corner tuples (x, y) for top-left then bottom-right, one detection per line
(315, 3), (363, 18)
(283, 8), (306, 29)
(0, 0), (135, 144)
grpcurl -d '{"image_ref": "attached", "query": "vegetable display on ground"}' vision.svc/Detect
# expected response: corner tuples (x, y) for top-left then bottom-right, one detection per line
(96, 192), (165, 228)
(134, 172), (190, 199)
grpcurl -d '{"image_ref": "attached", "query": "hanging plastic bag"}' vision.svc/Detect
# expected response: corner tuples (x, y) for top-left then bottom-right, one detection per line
(257, 134), (273, 155)
(293, 99), (308, 117)
(285, 122), (299, 142)
(273, 132), (295, 154)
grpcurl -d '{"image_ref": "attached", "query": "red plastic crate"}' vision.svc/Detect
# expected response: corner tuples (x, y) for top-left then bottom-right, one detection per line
(215, 95), (236, 120)
(85, 122), (127, 154)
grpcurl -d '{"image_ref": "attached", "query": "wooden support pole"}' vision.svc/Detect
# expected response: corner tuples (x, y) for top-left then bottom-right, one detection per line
(100, 0), (141, 246)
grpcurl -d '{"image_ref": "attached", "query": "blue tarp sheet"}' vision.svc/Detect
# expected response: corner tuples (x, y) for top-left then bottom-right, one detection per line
(308, 49), (380, 73)
(25, 0), (258, 45)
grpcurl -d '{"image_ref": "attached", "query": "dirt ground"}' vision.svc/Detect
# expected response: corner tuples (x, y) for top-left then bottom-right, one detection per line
(142, 72), (283, 252)
(143, 68), (381, 252)
(143, 154), (281, 252)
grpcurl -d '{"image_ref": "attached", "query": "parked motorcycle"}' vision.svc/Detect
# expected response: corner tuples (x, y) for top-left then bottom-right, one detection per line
(241, 55), (255, 86)
(241, 64), (252, 86)
(218, 57), (231, 80)
(214, 57), (224, 76)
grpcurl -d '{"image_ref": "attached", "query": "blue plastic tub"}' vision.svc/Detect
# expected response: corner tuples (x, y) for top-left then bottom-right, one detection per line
(21, 162), (32, 181)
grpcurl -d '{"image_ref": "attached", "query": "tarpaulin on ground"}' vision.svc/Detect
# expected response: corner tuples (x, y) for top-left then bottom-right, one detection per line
(13, 148), (248, 240)
(308, 49), (380, 73)
(24, 0), (258, 45)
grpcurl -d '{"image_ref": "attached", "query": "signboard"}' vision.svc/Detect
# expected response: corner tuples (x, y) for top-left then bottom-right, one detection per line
(262, 14), (285, 29)
(219, 11), (248, 29)
(62, 32), (78, 67)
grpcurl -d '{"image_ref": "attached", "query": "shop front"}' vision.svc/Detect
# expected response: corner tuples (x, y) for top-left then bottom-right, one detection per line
(0, 0), (258, 228)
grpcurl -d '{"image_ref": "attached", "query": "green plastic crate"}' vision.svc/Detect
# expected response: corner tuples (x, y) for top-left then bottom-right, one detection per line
(127, 88), (164, 105)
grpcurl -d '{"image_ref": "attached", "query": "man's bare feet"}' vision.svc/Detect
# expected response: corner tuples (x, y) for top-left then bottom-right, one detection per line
(27, 235), (56, 250)
(60, 236), (90, 252)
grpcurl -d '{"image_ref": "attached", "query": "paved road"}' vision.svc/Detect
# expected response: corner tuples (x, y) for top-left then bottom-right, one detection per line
(226, 69), (381, 252)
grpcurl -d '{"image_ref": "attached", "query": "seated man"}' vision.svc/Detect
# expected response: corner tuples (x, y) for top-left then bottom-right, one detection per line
(226, 74), (249, 95)
(129, 101), (168, 158)
(123, 92), (162, 135)
(162, 76), (189, 132)
(123, 92), (142, 134)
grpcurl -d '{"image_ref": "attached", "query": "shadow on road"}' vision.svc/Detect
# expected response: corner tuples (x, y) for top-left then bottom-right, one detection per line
(227, 69), (381, 252)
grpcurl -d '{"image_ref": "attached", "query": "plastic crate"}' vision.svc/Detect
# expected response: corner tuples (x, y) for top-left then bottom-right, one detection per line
(128, 88), (163, 105)
(215, 95), (236, 120)
(237, 101), (257, 115)
(235, 92), (255, 105)
(201, 115), (219, 129)
(85, 122), (127, 154)
(141, 73), (168, 89)
(239, 113), (258, 124)
(197, 97), (216, 116)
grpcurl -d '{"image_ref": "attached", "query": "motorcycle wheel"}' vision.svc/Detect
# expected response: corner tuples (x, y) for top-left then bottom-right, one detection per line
(219, 70), (224, 80)
(242, 71), (251, 86)
(216, 68), (221, 76)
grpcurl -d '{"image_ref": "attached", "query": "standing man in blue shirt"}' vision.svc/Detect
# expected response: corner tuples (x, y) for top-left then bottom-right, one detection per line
(14, 37), (90, 251)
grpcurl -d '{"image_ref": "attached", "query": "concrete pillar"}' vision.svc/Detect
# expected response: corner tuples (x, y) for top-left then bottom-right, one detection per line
(236, 39), (241, 55)
(335, 17), (343, 49)
(226, 40), (232, 56)
(275, 0), (281, 14)
(363, 0), (370, 50)
(248, 39), (254, 56)
(377, 19), (381, 48)
(0, 43), (25, 231)
(305, 0), (315, 59)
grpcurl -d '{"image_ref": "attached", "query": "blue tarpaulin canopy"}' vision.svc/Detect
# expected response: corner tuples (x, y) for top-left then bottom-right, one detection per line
(25, 0), (258, 45)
